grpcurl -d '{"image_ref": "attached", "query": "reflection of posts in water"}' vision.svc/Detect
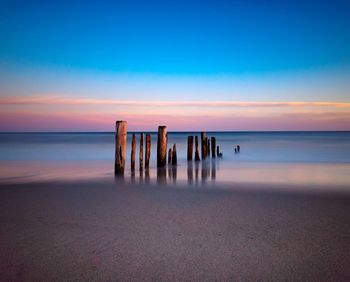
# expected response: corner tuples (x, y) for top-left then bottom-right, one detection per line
(168, 165), (172, 180)
(172, 165), (177, 183)
(187, 161), (193, 184)
(131, 170), (136, 183)
(195, 161), (199, 183)
(114, 172), (125, 184)
(157, 167), (167, 184)
(201, 161), (209, 182)
(211, 160), (216, 180)
(145, 168), (150, 183)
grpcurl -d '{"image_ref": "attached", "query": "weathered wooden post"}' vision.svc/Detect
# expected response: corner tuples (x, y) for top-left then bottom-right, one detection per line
(131, 133), (136, 171)
(139, 133), (144, 171)
(201, 132), (207, 160)
(145, 133), (151, 169)
(211, 137), (216, 158)
(195, 136), (200, 161)
(157, 126), (167, 167)
(207, 138), (210, 157)
(115, 121), (127, 174)
(172, 144), (177, 165)
(168, 148), (172, 164)
(217, 146), (223, 157)
(187, 136), (193, 161)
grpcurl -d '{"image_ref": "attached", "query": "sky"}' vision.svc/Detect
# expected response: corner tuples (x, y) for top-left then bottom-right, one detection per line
(0, 0), (350, 131)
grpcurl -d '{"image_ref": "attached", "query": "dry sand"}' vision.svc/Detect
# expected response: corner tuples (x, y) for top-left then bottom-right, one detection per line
(0, 180), (350, 281)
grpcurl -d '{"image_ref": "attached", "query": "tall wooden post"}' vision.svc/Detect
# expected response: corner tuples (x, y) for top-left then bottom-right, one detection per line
(157, 126), (167, 167)
(217, 145), (219, 156)
(139, 133), (144, 171)
(201, 132), (207, 160)
(168, 148), (172, 164)
(211, 137), (216, 158)
(172, 144), (177, 165)
(207, 138), (210, 157)
(131, 133), (136, 171)
(187, 136), (193, 161)
(115, 121), (127, 174)
(195, 136), (200, 161)
(145, 133), (151, 169)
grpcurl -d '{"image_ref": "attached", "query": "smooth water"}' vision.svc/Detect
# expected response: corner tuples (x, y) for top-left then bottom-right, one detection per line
(1, 132), (350, 188)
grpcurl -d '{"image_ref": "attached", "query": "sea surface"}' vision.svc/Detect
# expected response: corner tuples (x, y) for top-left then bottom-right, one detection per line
(1, 132), (350, 190)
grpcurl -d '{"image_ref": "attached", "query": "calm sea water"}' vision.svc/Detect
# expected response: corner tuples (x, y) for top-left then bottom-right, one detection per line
(1, 132), (350, 189)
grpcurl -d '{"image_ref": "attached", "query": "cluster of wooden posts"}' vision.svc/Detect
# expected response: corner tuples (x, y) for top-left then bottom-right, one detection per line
(186, 132), (222, 162)
(114, 120), (222, 175)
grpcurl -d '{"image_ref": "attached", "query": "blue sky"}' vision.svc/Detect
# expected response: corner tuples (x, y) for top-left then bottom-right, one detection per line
(1, 0), (350, 74)
(0, 0), (350, 131)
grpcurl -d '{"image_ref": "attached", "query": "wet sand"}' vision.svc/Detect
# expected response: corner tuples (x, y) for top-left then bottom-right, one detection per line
(0, 180), (350, 281)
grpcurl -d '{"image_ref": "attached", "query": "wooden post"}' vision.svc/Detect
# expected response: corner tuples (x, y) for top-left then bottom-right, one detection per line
(195, 136), (200, 161)
(157, 126), (167, 167)
(172, 144), (177, 165)
(131, 133), (136, 171)
(211, 137), (216, 158)
(201, 132), (207, 160)
(187, 136), (193, 161)
(217, 146), (223, 157)
(207, 138), (210, 157)
(145, 133), (151, 169)
(115, 121), (127, 174)
(139, 133), (144, 171)
(168, 148), (172, 164)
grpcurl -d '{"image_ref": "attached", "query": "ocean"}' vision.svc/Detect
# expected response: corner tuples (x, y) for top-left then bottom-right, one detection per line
(1, 131), (350, 189)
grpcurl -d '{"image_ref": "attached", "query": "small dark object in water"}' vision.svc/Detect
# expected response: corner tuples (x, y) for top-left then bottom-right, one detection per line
(234, 148), (237, 153)
(237, 145), (240, 152)
(218, 153), (223, 158)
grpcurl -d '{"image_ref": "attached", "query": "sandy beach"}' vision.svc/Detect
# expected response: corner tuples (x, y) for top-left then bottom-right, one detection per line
(1, 180), (350, 281)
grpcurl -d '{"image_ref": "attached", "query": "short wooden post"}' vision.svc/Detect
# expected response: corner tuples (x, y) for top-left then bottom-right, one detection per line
(115, 121), (127, 174)
(217, 145), (223, 157)
(211, 137), (216, 158)
(139, 133), (144, 171)
(207, 138), (210, 157)
(187, 136), (193, 161)
(195, 136), (200, 161)
(157, 126), (167, 167)
(168, 148), (172, 164)
(201, 132), (207, 160)
(237, 145), (240, 152)
(145, 133), (151, 169)
(172, 144), (177, 165)
(131, 133), (136, 171)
